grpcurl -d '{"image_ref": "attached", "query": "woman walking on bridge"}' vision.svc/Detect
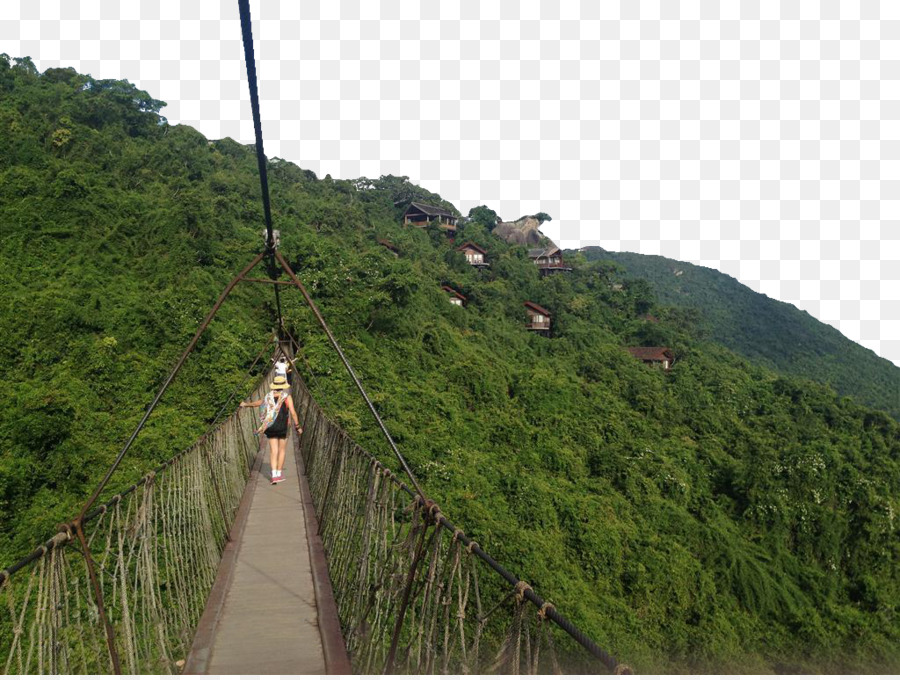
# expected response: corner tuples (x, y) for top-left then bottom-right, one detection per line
(240, 375), (302, 484)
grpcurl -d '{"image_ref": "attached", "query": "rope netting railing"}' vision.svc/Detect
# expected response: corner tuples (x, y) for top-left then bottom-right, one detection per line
(289, 363), (628, 674)
(0, 377), (266, 674)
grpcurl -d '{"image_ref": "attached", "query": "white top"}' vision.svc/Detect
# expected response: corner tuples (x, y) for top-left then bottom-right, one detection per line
(274, 360), (288, 376)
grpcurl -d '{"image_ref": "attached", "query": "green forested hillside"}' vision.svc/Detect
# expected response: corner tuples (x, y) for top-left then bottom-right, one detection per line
(1, 57), (898, 672)
(578, 248), (900, 420)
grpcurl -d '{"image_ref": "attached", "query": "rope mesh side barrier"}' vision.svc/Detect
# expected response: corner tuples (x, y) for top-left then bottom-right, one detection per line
(0, 345), (629, 674)
(288, 356), (629, 674)
(0, 374), (268, 673)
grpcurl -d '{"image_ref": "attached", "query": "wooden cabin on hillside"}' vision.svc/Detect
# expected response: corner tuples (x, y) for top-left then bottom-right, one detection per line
(456, 242), (490, 269)
(402, 202), (458, 235)
(626, 346), (674, 370)
(524, 301), (551, 336)
(528, 246), (572, 275)
(442, 285), (466, 307)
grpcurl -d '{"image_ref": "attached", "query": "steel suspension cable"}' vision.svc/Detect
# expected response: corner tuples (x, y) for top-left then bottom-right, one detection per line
(76, 252), (265, 523)
(234, 0), (421, 497)
(236, 0), (284, 332)
(0, 331), (277, 588)
(275, 250), (427, 500)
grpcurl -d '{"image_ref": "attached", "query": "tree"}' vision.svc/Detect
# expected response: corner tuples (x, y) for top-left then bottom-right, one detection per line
(533, 212), (552, 224)
(623, 278), (656, 315)
(467, 205), (499, 229)
(369, 174), (455, 214)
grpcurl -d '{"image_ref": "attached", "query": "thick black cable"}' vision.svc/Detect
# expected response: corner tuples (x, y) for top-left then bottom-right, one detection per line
(236, 0), (284, 332)
(236, 0), (274, 251)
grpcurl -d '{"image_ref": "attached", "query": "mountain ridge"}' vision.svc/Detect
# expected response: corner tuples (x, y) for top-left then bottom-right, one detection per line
(574, 247), (899, 420)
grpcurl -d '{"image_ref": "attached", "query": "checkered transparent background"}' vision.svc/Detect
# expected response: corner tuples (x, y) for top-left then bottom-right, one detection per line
(4, 0), (899, 369)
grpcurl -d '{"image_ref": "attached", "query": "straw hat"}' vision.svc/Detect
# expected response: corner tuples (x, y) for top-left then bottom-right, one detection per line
(270, 375), (290, 391)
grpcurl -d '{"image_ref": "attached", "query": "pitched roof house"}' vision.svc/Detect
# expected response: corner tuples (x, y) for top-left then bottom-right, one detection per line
(456, 242), (490, 267)
(402, 202), (458, 233)
(524, 301), (551, 334)
(441, 285), (467, 306)
(527, 245), (571, 274)
(626, 346), (674, 370)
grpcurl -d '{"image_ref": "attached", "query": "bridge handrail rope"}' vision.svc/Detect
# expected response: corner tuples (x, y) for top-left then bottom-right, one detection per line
(285, 354), (631, 673)
(282, 342), (627, 673)
(0, 332), (277, 591)
(0, 336), (276, 673)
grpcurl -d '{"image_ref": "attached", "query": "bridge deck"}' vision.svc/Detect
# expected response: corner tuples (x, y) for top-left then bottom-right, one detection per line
(186, 429), (347, 674)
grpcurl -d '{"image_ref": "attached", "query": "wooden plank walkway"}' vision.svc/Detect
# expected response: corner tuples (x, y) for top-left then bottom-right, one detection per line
(185, 429), (349, 674)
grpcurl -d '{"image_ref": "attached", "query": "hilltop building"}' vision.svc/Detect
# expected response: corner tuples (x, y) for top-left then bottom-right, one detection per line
(528, 246), (572, 275)
(456, 242), (490, 268)
(442, 285), (466, 307)
(402, 202), (458, 234)
(626, 346), (674, 370)
(524, 301), (551, 335)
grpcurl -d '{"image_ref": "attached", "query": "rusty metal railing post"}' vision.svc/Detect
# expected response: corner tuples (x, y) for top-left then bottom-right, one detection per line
(384, 504), (430, 673)
(73, 519), (122, 673)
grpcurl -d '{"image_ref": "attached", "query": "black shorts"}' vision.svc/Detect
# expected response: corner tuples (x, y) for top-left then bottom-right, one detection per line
(265, 400), (289, 439)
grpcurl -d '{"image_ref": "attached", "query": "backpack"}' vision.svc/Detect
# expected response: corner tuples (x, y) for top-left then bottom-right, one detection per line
(256, 390), (287, 434)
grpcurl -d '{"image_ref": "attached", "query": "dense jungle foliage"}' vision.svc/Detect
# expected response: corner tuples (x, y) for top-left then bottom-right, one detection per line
(0, 57), (898, 672)
(579, 248), (900, 420)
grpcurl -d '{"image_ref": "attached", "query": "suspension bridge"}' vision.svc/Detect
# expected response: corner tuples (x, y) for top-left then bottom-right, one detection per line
(0, 1), (631, 674)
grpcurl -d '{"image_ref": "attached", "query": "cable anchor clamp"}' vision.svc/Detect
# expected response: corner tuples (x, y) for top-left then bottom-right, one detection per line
(263, 228), (281, 252)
